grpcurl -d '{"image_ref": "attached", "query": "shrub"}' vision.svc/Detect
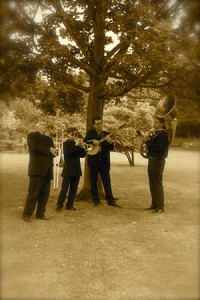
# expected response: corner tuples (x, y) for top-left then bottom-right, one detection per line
(176, 120), (200, 138)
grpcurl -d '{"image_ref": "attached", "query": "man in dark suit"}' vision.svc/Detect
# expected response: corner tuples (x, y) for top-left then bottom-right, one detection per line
(83, 116), (120, 207)
(23, 121), (58, 222)
(145, 117), (169, 213)
(56, 127), (86, 211)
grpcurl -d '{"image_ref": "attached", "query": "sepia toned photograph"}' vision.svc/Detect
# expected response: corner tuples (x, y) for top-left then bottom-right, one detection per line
(0, 1), (199, 299)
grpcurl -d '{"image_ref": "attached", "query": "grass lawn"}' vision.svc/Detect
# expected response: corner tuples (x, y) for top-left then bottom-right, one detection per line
(0, 149), (199, 300)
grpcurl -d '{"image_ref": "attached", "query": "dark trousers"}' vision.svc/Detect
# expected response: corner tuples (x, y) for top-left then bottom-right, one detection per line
(148, 158), (165, 209)
(89, 164), (114, 204)
(57, 176), (80, 209)
(23, 169), (51, 218)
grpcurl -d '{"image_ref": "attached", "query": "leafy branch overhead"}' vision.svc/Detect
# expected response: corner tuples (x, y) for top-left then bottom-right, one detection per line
(1, 0), (199, 109)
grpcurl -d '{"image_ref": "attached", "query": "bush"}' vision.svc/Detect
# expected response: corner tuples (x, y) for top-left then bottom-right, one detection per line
(176, 120), (200, 138)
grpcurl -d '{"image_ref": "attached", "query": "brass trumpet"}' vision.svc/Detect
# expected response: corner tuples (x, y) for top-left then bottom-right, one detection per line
(75, 139), (93, 152)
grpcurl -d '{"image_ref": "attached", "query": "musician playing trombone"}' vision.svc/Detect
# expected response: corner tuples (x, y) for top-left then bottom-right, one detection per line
(83, 116), (121, 207)
(23, 121), (58, 222)
(56, 127), (86, 211)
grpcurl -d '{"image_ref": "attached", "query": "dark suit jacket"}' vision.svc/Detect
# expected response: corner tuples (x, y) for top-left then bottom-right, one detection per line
(61, 139), (86, 177)
(83, 129), (114, 169)
(146, 130), (169, 159)
(27, 131), (55, 177)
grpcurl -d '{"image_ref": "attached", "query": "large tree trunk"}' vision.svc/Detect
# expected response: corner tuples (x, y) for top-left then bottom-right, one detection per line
(77, 1), (108, 201)
(76, 75), (107, 201)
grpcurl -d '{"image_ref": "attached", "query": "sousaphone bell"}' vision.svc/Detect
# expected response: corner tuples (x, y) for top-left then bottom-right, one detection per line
(140, 94), (178, 158)
(154, 94), (178, 145)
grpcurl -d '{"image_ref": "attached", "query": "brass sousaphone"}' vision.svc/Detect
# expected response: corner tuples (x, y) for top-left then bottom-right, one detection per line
(154, 94), (178, 145)
(140, 94), (178, 158)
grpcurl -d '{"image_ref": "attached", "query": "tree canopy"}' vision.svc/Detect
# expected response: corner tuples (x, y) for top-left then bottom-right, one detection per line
(1, 0), (199, 121)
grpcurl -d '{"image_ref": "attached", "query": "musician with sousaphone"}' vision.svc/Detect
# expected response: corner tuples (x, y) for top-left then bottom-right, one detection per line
(140, 94), (178, 213)
(83, 116), (123, 207)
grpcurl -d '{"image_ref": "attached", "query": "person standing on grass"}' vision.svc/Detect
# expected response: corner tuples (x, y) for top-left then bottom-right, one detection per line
(23, 121), (58, 222)
(56, 127), (86, 211)
(144, 117), (169, 213)
(83, 116), (121, 207)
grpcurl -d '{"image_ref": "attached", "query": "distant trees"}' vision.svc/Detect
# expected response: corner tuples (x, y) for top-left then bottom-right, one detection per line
(0, 98), (43, 145)
(176, 120), (200, 138)
(0, 97), (87, 146)
(104, 99), (155, 166)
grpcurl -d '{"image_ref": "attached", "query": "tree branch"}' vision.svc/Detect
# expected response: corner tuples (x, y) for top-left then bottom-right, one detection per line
(17, 5), (95, 76)
(102, 37), (131, 74)
(49, 1), (91, 61)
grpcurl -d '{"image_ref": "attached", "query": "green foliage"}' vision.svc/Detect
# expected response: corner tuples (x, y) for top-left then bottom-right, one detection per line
(0, 36), (38, 99)
(38, 84), (85, 115)
(1, 0), (199, 110)
(176, 120), (200, 138)
(104, 101), (155, 165)
(176, 100), (199, 122)
(0, 98), (44, 145)
(45, 112), (86, 141)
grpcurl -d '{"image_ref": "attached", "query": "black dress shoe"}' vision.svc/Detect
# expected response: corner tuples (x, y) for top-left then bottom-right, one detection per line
(23, 216), (32, 223)
(93, 202), (101, 207)
(66, 206), (77, 210)
(108, 201), (121, 207)
(36, 215), (52, 220)
(146, 206), (156, 210)
(151, 208), (164, 213)
(56, 207), (62, 212)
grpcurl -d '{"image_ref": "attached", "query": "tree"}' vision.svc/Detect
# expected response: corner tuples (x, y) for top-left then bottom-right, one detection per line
(0, 98), (44, 145)
(104, 100), (155, 166)
(2, 0), (199, 198)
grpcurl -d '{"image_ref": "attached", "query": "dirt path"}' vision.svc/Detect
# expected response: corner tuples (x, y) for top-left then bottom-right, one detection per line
(0, 149), (199, 300)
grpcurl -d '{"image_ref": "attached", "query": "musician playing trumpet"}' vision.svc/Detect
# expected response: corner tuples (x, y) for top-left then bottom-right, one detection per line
(56, 127), (86, 211)
(83, 116), (121, 207)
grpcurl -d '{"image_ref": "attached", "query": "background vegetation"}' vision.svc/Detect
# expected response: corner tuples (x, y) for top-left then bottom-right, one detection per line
(1, 1), (200, 156)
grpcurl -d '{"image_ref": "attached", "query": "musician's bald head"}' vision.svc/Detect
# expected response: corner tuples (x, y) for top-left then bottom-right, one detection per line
(36, 121), (46, 128)
(36, 121), (47, 134)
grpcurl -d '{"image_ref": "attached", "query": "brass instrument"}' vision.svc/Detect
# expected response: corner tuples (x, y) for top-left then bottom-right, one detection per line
(75, 139), (93, 152)
(139, 131), (154, 159)
(53, 142), (62, 190)
(53, 127), (65, 190)
(154, 94), (178, 146)
(140, 94), (178, 159)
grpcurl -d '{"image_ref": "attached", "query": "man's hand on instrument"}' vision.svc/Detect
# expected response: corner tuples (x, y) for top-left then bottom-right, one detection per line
(50, 147), (58, 156)
(106, 136), (113, 144)
(92, 139), (100, 146)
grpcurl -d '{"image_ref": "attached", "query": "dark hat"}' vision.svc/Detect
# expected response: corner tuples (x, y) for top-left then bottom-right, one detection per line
(66, 127), (77, 134)
(93, 116), (102, 125)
